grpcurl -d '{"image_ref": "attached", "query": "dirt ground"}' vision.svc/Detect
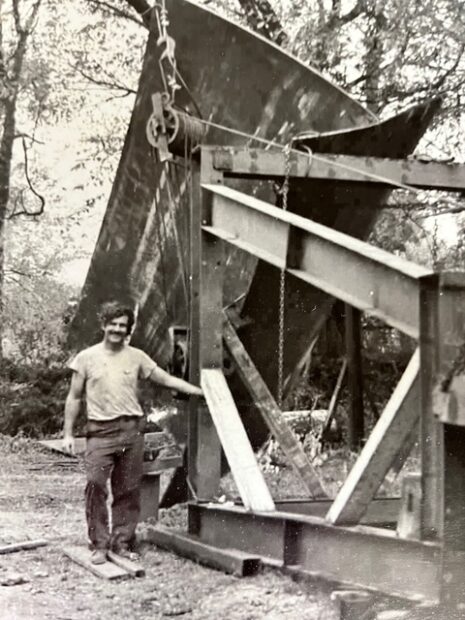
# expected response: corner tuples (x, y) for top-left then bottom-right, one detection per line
(0, 437), (341, 620)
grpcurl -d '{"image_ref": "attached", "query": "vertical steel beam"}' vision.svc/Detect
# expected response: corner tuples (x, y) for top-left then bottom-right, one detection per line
(345, 304), (364, 449)
(418, 274), (443, 540)
(437, 274), (465, 606)
(188, 153), (223, 506)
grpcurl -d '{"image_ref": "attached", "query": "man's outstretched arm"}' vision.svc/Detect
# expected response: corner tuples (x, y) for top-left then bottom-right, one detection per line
(149, 366), (203, 396)
(63, 371), (85, 454)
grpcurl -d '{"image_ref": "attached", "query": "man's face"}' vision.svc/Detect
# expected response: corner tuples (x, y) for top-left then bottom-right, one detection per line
(103, 315), (129, 345)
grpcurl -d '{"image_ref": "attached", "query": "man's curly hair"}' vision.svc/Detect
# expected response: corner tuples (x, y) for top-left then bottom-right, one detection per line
(99, 301), (135, 335)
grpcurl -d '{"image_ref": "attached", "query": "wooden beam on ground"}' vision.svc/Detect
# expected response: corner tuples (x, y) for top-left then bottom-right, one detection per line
(345, 305), (364, 449)
(210, 146), (465, 192)
(107, 551), (145, 577)
(143, 525), (261, 577)
(223, 315), (327, 498)
(63, 546), (129, 580)
(0, 539), (47, 555)
(202, 182), (432, 337)
(201, 369), (275, 512)
(326, 350), (420, 525)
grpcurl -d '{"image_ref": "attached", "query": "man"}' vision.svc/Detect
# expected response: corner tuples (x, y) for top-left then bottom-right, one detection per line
(63, 301), (202, 565)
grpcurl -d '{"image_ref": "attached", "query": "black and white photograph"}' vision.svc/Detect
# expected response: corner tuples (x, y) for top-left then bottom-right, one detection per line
(1, 1), (464, 618)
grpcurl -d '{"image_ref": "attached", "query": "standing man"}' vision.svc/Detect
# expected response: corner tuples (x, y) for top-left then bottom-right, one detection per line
(63, 301), (202, 564)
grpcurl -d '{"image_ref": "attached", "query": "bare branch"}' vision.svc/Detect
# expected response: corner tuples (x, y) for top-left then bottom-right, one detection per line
(326, 0), (365, 29)
(419, 205), (465, 218)
(24, 0), (43, 35)
(14, 132), (44, 145)
(85, 0), (145, 27)
(70, 62), (137, 96)
(5, 267), (32, 279)
(9, 138), (45, 218)
(11, 0), (22, 35)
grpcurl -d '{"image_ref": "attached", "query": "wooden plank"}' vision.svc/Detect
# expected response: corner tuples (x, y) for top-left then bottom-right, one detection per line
(322, 358), (347, 439)
(107, 551), (145, 577)
(210, 147), (465, 191)
(201, 369), (275, 512)
(39, 437), (86, 455)
(63, 546), (129, 580)
(0, 539), (47, 555)
(345, 305), (364, 449)
(327, 350), (420, 525)
(142, 456), (183, 474)
(223, 316), (327, 498)
(391, 421), (418, 475)
(142, 525), (261, 577)
(203, 183), (432, 338)
(39, 433), (166, 457)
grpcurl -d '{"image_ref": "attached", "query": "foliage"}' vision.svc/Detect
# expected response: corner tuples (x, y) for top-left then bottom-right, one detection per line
(0, 359), (76, 437)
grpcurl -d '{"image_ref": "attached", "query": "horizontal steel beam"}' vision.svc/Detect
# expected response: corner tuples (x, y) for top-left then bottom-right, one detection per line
(202, 184), (432, 337)
(211, 147), (465, 191)
(189, 502), (441, 603)
(273, 497), (401, 525)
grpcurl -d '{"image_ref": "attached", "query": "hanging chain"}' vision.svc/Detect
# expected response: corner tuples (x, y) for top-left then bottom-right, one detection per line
(431, 214), (439, 271)
(277, 142), (292, 409)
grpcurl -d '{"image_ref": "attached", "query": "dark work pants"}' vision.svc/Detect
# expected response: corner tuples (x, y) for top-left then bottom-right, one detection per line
(85, 416), (144, 551)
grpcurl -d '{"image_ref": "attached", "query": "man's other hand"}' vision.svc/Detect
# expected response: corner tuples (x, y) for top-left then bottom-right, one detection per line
(62, 434), (75, 455)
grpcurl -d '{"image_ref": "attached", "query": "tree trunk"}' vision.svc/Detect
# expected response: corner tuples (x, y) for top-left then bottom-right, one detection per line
(0, 97), (19, 360)
(0, 30), (27, 359)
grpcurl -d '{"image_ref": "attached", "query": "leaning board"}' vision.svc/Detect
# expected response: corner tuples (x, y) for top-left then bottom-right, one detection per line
(201, 369), (275, 512)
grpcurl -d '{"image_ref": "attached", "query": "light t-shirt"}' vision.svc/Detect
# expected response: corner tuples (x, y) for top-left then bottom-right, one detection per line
(69, 343), (158, 421)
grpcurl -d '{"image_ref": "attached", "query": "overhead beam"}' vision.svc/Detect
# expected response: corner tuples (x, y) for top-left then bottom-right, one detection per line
(201, 369), (275, 512)
(223, 315), (327, 499)
(211, 147), (465, 191)
(326, 350), (420, 525)
(202, 183), (432, 337)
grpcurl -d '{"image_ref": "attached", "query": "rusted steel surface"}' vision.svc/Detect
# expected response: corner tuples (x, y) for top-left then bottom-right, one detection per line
(69, 0), (374, 356)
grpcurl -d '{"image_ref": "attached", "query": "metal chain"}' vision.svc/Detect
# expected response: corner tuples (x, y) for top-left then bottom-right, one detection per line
(277, 141), (292, 409)
(431, 214), (439, 270)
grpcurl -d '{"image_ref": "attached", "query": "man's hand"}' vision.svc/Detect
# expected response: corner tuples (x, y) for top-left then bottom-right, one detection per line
(62, 434), (75, 456)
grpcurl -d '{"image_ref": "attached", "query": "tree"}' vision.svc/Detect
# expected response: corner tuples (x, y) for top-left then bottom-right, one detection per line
(0, 0), (45, 358)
